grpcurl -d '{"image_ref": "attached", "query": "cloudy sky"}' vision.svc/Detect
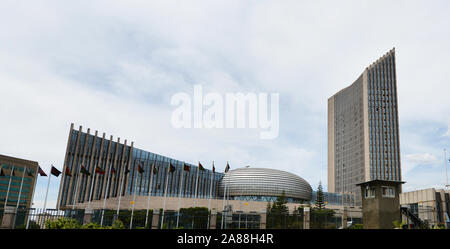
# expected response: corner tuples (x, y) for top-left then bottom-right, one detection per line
(0, 0), (449, 209)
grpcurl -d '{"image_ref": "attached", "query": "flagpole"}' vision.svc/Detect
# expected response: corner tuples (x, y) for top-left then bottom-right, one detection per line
(225, 167), (230, 229)
(4, 166), (15, 210)
(12, 167), (27, 228)
(26, 167), (40, 229)
(71, 163), (83, 210)
(116, 162), (127, 217)
(190, 162), (201, 229)
(221, 174), (227, 229)
(194, 163), (200, 207)
(43, 167), (52, 213)
(161, 161), (171, 229)
(445, 149), (449, 189)
(207, 161), (214, 229)
(40, 166), (53, 228)
(100, 162), (113, 226)
(130, 160), (140, 229)
(145, 162), (155, 228)
(176, 164), (185, 228)
(87, 166), (97, 210)
(221, 162), (230, 229)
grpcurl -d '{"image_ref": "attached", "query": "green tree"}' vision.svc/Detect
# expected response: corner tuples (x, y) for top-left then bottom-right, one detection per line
(267, 191), (289, 228)
(272, 191), (289, 214)
(315, 182), (325, 210)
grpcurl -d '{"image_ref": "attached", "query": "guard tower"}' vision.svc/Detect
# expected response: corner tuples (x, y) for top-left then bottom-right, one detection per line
(356, 180), (405, 229)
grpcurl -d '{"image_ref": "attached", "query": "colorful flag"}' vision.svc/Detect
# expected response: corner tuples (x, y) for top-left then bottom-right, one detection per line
(95, 166), (105, 175)
(111, 167), (116, 174)
(38, 167), (47, 177)
(169, 163), (176, 173)
(198, 162), (205, 171)
(225, 162), (230, 173)
(153, 166), (158, 175)
(80, 165), (91, 176)
(138, 164), (144, 174)
(26, 168), (34, 177)
(184, 163), (190, 172)
(52, 166), (62, 177)
(65, 167), (72, 176)
(212, 164), (215, 174)
(10, 168), (15, 177)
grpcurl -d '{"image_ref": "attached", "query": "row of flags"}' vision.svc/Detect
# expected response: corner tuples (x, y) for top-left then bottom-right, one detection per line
(0, 165), (61, 178)
(60, 161), (229, 178)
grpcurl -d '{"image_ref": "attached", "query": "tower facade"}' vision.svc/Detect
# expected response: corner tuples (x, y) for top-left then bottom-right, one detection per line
(328, 48), (401, 205)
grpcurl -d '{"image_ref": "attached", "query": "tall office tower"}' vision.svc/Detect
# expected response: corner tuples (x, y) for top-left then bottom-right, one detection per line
(328, 48), (401, 206)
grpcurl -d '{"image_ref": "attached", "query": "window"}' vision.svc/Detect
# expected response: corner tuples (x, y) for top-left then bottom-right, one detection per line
(365, 187), (375, 198)
(382, 186), (395, 197)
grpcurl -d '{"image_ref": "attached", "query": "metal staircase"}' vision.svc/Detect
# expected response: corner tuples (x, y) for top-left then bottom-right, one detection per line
(400, 206), (428, 229)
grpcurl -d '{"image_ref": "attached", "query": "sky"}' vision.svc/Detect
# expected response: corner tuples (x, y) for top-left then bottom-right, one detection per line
(0, 0), (449, 209)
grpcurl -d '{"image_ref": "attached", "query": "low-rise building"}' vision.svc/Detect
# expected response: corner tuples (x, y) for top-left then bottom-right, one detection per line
(400, 188), (450, 227)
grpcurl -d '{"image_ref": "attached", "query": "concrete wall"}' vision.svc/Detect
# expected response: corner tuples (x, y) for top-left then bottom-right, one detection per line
(360, 181), (402, 229)
(400, 188), (450, 226)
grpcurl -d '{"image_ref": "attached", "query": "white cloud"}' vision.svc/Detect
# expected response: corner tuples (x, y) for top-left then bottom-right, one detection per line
(403, 153), (439, 174)
(404, 153), (438, 165)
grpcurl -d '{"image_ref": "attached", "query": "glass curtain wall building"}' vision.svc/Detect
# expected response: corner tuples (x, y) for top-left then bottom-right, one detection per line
(56, 124), (223, 209)
(0, 154), (39, 210)
(328, 48), (402, 206)
(57, 124), (361, 210)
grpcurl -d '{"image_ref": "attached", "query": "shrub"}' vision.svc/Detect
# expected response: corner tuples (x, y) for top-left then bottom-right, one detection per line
(81, 222), (102, 229)
(348, 224), (364, 229)
(111, 219), (125, 229)
(392, 220), (404, 229)
(45, 218), (81, 229)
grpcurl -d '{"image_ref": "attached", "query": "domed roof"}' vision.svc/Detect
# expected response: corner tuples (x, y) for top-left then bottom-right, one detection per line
(218, 167), (312, 201)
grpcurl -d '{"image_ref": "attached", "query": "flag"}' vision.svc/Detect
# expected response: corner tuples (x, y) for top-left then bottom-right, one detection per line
(95, 166), (105, 175)
(52, 166), (62, 177)
(111, 167), (116, 174)
(64, 167), (72, 176)
(157, 183), (161, 190)
(184, 163), (190, 172)
(138, 164), (144, 174)
(124, 168), (130, 175)
(212, 163), (215, 174)
(153, 164), (158, 175)
(38, 167), (47, 177)
(80, 165), (91, 176)
(0, 168), (4, 177)
(169, 163), (176, 173)
(198, 162), (205, 171)
(225, 162), (230, 173)
(26, 168), (34, 177)
(10, 168), (15, 176)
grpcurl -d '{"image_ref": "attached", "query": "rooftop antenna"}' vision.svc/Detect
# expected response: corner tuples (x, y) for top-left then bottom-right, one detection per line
(445, 149), (449, 189)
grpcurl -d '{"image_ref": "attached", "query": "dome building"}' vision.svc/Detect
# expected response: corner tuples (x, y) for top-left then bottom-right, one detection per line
(218, 167), (313, 203)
